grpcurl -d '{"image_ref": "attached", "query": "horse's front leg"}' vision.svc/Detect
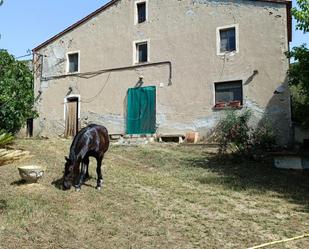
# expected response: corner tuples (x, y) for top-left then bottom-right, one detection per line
(83, 157), (90, 181)
(75, 161), (87, 191)
(96, 156), (104, 190)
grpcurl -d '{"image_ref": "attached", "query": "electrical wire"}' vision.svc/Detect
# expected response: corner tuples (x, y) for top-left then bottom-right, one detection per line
(15, 53), (33, 60)
(81, 72), (112, 103)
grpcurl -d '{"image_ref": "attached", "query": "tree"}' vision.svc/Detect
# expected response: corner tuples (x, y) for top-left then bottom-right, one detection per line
(286, 0), (309, 128)
(292, 0), (309, 32)
(287, 45), (309, 128)
(0, 50), (37, 133)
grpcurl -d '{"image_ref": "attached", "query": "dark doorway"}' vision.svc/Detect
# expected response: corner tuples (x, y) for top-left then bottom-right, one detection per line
(26, 118), (33, 137)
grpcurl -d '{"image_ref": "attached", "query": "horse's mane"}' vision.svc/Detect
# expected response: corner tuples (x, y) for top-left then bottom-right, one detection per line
(68, 124), (96, 161)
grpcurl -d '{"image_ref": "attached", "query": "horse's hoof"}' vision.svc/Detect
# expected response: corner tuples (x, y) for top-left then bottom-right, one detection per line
(96, 186), (101, 191)
(75, 187), (81, 192)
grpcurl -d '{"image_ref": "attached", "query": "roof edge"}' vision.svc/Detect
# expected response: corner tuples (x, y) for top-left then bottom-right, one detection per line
(286, 0), (292, 42)
(33, 0), (292, 52)
(33, 0), (119, 52)
(256, 0), (291, 4)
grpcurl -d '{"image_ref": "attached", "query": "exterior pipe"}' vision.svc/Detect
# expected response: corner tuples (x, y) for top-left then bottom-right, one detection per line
(40, 61), (173, 86)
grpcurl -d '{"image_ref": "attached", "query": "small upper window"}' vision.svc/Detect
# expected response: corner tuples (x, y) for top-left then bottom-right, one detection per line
(136, 42), (148, 63)
(136, 1), (146, 24)
(214, 80), (243, 108)
(220, 27), (236, 53)
(68, 53), (79, 73)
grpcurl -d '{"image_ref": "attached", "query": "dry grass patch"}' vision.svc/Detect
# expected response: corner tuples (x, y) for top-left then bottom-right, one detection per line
(0, 139), (308, 249)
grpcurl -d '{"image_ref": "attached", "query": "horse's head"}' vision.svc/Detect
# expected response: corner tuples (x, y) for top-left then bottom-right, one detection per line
(63, 156), (77, 190)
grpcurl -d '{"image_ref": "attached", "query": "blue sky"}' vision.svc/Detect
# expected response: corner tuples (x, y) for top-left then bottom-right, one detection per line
(0, 0), (308, 59)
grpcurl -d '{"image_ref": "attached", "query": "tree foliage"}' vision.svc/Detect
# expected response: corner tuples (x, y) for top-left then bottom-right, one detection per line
(287, 0), (309, 128)
(0, 50), (37, 133)
(287, 48), (309, 128)
(290, 83), (309, 128)
(292, 0), (309, 33)
(287, 45), (309, 94)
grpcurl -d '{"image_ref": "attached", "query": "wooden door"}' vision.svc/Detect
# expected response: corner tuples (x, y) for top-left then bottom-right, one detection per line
(65, 98), (79, 137)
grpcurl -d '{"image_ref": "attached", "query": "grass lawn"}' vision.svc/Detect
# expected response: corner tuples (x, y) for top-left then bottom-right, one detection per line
(0, 138), (308, 249)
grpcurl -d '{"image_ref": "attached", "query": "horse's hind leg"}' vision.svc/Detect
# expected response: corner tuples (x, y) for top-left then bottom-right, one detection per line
(85, 159), (90, 180)
(96, 156), (104, 190)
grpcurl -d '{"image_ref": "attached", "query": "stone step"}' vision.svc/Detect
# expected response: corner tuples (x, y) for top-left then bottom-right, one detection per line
(112, 136), (155, 146)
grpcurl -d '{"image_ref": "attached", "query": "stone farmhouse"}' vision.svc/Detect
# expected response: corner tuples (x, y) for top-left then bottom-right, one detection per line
(32, 0), (292, 144)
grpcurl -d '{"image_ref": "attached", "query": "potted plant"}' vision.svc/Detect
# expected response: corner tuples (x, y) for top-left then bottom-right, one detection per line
(214, 102), (226, 109)
(228, 100), (241, 108)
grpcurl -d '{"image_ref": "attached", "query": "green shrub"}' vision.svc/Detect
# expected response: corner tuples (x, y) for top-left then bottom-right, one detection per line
(214, 108), (276, 156)
(0, 131), (14, 148)
(251, 121), (276, 152)
(215, 109), (252, 154)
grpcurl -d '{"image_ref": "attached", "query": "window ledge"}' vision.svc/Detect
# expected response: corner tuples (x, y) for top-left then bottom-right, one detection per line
(66, 72), (80, 75)
(217, 50), (237, 56)
(212, 105), (243, 111)
(134, 61), (149, 65)
(212, 106), (243, 111)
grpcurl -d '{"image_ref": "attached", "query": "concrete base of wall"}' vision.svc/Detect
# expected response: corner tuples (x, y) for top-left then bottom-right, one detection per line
(274, 156), (309, 170)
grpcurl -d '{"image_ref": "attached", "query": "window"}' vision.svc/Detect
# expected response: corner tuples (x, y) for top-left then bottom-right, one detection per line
(136, 42), (148, 63)
(220, 28), (236, 52)
(135, 0), (148, 24)
(214, 80), (243, 108)
(67, 52), (79, 73)
(216, 24), (239, 55)
(137, 2), (146, 23)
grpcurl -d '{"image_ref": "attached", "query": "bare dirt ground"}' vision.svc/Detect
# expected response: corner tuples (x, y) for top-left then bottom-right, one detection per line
(0, 138), (308, 249)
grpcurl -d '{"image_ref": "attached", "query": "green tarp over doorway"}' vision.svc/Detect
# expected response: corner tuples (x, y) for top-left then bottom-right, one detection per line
(126, 86), (156, 135)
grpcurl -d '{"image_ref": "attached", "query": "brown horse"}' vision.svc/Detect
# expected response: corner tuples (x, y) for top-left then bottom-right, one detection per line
(63, 124), (109, 191)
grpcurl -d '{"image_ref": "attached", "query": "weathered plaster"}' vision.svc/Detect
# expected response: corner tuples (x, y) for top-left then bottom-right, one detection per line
(33, 0), (291, 144)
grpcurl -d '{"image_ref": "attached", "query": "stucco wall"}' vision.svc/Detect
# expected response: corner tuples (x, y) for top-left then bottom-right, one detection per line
(33, 0), (291, 144)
